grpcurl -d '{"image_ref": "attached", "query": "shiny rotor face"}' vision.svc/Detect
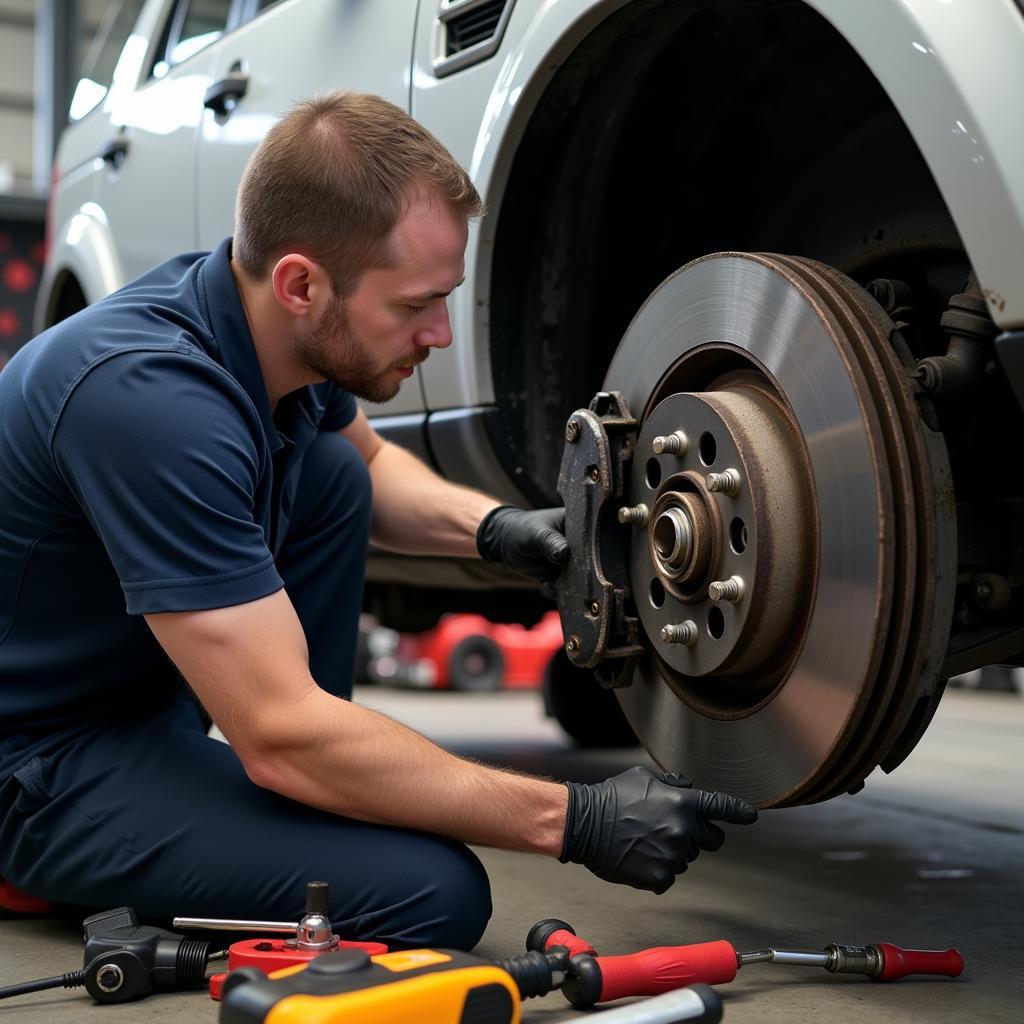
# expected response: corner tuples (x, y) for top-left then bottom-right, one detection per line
(604, 253), (955, 807)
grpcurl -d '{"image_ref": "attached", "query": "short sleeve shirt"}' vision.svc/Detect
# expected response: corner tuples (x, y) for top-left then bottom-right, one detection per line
(0, 238), (356, 733)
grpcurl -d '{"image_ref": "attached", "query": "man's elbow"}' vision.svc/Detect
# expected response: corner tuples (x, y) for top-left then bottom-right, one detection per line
(240, 750), (288, 794)
(229, 709), (319, 797)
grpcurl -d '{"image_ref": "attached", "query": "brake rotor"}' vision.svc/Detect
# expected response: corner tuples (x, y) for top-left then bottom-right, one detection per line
(604, 252), (955, 807)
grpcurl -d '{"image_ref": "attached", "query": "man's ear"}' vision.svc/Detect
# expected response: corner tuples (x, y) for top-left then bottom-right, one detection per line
(270, 254), (332, 319)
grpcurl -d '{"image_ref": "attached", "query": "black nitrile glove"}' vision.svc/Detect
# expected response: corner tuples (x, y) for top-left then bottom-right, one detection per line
(476, 505), (569, 597)
(560, 766), (758, 894)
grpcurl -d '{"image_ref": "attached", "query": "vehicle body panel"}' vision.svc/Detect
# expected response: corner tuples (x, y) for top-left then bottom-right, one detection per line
(196, 0), (425, 416)
(99, 47), (221, 283)
(36, 200), (124, 322)
(811, 0), (1024, 325)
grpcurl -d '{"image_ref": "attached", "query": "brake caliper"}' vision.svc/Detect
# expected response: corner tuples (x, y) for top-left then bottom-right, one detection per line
(556, 391), (643, 688)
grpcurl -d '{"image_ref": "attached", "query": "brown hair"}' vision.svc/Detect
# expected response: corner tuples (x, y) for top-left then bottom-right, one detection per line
(234, 91), (484, 296)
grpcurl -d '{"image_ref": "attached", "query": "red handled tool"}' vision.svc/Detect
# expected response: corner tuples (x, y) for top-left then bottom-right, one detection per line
(527, 918), (964, 1009)
(173, 881), (388, 999)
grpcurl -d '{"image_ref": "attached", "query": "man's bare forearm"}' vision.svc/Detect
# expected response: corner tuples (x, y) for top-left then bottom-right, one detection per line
(366, 439), (501, 557)
(147, 594), (568, 855)
(247, 687), (569, 854)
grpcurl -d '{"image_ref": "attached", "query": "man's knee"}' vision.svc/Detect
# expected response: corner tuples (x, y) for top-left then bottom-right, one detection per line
(420, 842), (493, 950)
(344, 839), (493, 950)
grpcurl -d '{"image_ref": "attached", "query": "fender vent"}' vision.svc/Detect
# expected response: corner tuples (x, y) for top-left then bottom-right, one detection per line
(434, 0), (515, 78)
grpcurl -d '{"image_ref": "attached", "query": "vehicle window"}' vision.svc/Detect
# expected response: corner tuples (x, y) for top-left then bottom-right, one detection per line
(152, 0), (233, 78)
(69, 0), (147, 121)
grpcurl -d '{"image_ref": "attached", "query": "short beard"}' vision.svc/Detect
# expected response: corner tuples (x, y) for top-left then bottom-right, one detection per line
(297, 294), (428, 404)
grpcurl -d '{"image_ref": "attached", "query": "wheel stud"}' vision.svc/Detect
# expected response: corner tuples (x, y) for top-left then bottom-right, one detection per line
(706, 468), (741, 496)
(652, 431), (688, 456)
(709, 576), (745, 603)
(618, 503), (650, 527)
(661, 621), (698, 646)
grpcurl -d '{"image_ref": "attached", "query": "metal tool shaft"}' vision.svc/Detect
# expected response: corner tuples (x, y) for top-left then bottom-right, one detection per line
(738, 949), (830, 968)
(172, 917), (298, 934)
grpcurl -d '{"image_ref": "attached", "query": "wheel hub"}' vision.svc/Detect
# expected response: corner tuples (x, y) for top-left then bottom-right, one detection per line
(629, 383), (816, 686)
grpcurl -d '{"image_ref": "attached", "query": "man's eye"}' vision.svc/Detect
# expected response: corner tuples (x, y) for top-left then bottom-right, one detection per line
(407, 304), (426, 314)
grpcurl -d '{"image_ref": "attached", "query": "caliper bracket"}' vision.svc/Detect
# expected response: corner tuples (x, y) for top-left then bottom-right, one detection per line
(556, 391), (643, 688)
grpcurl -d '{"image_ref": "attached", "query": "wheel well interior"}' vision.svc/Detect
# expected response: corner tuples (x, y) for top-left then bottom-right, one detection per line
(490, 0), (966, 504)
(48, 271), (88, 327)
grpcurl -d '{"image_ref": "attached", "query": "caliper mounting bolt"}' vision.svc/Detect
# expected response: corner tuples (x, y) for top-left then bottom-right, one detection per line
(706, 468), (742, 496)
(660, 621), (698, 646)
(565, 635), (581, 656)
(652, 431), (688, 456)
(709, 576), (745, 603)
(617, 504), (650, 527)
(565, 419), (581, 444)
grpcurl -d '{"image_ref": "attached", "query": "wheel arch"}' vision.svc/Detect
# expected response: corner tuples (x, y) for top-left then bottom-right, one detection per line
(34, 203), (124, 331)
(480, 0), (992, 503)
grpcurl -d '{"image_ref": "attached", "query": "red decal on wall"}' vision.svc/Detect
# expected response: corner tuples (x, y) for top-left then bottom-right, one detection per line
(0, 308), (20, 337)
(3, 258), (37, 294)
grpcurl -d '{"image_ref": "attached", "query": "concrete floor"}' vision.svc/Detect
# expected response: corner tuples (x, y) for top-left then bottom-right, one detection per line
(0, 685), (1020, 1022)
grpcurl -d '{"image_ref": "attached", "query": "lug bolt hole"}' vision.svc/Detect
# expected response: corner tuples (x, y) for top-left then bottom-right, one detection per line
(707, 605), (725, 639)
(649, 578), (666, 609)
(699, 432), (717, 467)
(645, 458), (662, 489)
(729, 517), (748, 554)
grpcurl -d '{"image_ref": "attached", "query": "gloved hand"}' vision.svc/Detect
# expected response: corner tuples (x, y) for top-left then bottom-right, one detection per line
(560, 766), (758, 894)
(476, 505), (569, 597)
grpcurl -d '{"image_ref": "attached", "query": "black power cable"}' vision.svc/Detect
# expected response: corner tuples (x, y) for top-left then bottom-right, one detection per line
(0, 968), (89, 999)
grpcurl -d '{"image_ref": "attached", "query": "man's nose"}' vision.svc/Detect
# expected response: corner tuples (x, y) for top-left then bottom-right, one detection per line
(414, 302), (454, 350)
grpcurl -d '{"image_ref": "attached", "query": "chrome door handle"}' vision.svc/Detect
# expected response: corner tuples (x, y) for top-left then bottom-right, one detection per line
(100, 137), (129, 167)
(203, 72), (249, 116)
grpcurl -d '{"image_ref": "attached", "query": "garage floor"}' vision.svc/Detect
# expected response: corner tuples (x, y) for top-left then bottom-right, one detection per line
(0, 686), (1019, 1023)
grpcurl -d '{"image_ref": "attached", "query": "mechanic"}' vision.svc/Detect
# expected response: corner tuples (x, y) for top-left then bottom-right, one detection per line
(0, 92), (756, 949)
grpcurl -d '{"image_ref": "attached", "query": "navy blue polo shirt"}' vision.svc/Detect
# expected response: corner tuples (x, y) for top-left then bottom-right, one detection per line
(0, 238), (356, 734)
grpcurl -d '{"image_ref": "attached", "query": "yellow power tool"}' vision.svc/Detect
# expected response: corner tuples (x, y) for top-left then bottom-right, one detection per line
(218, 947), (523, 1024)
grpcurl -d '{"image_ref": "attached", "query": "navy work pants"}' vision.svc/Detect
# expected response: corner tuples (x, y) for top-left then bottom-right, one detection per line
(0, 432), (492, 949)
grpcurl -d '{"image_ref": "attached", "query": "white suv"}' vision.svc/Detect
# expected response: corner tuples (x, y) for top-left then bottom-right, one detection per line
(36, 0), (1024, 806)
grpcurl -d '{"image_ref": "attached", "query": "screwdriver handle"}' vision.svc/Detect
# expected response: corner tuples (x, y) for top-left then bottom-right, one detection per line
(598, 943), (739, 1002)
(527, 918), (597, 958)
(564, 942), (738, 1008)
(873, 943), (964, 981)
